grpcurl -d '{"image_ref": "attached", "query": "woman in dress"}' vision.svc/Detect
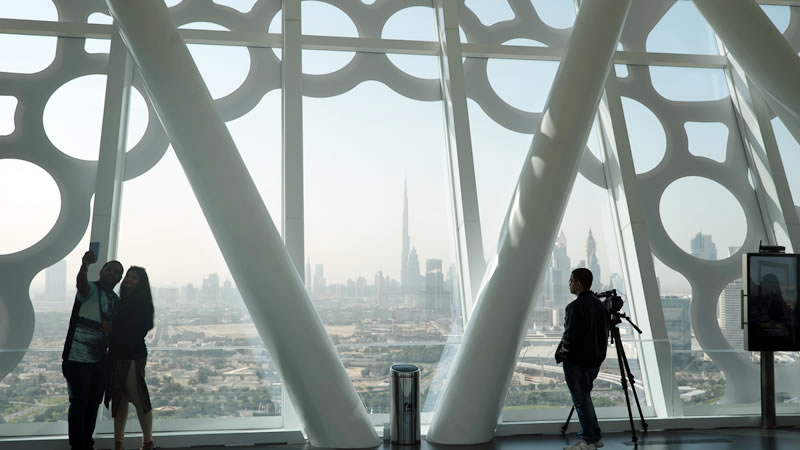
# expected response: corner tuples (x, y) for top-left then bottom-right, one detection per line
(109, 266), (155, 450)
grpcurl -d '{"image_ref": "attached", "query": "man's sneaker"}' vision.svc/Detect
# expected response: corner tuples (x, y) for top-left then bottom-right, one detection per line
(593, 438), (604, 447)
(564, 439), (596, 450)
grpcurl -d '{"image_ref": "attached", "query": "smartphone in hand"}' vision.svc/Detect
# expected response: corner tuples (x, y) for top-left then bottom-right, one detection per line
(89, 241), (100, 264)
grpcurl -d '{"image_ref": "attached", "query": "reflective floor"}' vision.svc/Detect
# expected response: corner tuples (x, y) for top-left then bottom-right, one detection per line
(163, 427), (800, 450)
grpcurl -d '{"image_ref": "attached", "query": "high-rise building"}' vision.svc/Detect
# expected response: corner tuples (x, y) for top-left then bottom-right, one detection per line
(551, 231), (572, 309)
(45, 259), (67, 303)
(406, 247), (422, 295)
(401, 178), (410, 293)
(201, 273), (220, 304)
(661, 296), (693, 370)
(425, 259), (444, 315)
(586, 229), (601, 288)
(609, 272), (625, 295)
(691, 232), (717, 260)
(313, 264), (326, 296)
(719, 246), (744, 350)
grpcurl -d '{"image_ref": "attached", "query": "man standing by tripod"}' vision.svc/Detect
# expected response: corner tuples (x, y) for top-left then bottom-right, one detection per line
(556, 268), (610, 450)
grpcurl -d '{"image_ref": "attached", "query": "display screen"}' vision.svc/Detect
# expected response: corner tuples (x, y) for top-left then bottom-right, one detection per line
(745, 253), (800, 351)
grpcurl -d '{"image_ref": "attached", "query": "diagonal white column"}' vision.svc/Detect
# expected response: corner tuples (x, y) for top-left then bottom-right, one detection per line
(426, 0), (631, 444)
(104, 1), (379, 447)
(694, 0), (800, 151)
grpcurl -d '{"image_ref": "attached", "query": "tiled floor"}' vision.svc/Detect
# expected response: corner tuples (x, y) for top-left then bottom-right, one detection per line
(164, 427), (800, 450)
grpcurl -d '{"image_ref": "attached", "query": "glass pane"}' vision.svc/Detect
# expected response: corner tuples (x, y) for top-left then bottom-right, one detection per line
(646, 1), (719, 55)
(303, 53), (459, 422)
(115, 46), (282, 427)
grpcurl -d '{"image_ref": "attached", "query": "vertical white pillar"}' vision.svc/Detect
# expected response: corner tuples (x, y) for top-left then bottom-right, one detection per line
(597, 74), (680, 417)
(426, 0), (632, 444)
(90, 30), (131, 273)
(434, 0), (486, 320)
(282, 0), (304, 274)
(694, 0), (800, 154)
(104, 1), (379, 447)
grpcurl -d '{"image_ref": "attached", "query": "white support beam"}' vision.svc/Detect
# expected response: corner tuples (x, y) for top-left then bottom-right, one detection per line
(597, 74), (680, 418)
(89, 29), (131, 272)
(434, 0), (486, 319)
(103, 1), (379, 447)
(282, 0), (304, 277)
(426, 0), (631, 443)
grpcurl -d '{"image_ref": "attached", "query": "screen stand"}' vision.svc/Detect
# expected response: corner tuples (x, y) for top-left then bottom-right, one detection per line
(760, 351), (776, 429)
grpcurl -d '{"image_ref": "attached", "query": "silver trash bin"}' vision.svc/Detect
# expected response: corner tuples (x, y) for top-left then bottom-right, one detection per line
(390, 363), (420, 445)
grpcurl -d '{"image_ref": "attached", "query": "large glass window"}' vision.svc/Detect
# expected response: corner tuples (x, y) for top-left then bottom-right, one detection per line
(303, 51), (459, 423)
(115, 45), (283, 430)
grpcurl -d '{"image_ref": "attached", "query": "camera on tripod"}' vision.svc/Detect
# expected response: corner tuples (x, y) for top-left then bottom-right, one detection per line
(595, 288), (623, 314)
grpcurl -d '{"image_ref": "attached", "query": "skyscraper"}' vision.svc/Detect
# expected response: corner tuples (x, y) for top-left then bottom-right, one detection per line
(425, 259), (444, 314)
(314, 264), (326, 296)
(45, 259), (67, 303)
(719, 246), (744, 349)
(661, 295), (693, 370)
(690, 232), (717, 260)
(586, 229), (601, 288)
(551, 231), (572, 309)
(401, 178), (410, 293)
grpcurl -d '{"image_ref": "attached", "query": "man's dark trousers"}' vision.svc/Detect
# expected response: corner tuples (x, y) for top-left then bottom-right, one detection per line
(563, 360), (602, 444)
(62, 360), (106, 450)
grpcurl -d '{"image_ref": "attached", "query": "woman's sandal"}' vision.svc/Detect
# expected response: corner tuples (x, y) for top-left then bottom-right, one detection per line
(140, 441), (155, 450)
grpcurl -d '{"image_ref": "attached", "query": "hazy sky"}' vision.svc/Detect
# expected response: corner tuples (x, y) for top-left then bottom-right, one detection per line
(3, 1), (797, 299)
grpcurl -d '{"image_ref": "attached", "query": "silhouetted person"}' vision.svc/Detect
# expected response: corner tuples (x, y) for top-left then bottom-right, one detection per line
(556, 268), (609, 450)
(109, 266), (156, 450)
(62, 251), (123, 450)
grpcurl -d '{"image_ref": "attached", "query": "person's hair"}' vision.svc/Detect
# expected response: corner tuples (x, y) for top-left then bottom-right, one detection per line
(120, 266), (155, 331)
(102, 260), (123, 271)
(571, 268), (593, 290)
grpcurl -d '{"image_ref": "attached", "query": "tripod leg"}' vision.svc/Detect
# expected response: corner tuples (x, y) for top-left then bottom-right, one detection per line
(614, 331), (638, 443)
(561, 406), (574, 435)
(619, 342), (648, 431)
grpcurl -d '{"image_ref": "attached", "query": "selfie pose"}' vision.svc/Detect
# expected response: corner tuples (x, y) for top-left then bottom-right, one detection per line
(109, 266), (156, 450)
(62, 249), (123, 450)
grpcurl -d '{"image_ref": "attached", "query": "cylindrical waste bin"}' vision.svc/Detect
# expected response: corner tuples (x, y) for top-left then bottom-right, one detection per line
(390, 363), (420, 445)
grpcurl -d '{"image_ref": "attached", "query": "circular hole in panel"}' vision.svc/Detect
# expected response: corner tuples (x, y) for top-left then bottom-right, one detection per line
(126, 86), (149, 150)
(44, 74), (107, 160)
(88, 12), (112, 24)
(647, 2), (718, 55)
(302, 1), (358, 37)
(615, 64), (628, 78)
(717, 276), (745, 349)
(186, 42), (251, 99)
(303, 49), (354, 76)
(0, 96), (18, 135)
(165, 0), (183, 7)
(383, 6), (435, 41)
(531, 0), (576, 29)
(502, 38), (547, 47)
(464, 0), (514, 26)
(650, 67), (729, 102)
(0, 33), (56, 74)
(487, 59), (558, 112)
(383, 7), (439, 79)
(761, 5), (790, 34)
(0, 160), (60, 255)
(212, 0), (258, 14)
(653, 254), (691, 297)
(179, 21), (228, 31)
(620, 97), (666, 174)
(660, 176), (747, 260)
(269, 10), (282, 60)
(85, 39), (110, 54)
(29, 219), (88, 308)
(361, 0), (377, 4)
(685, 122), (728, 163)
(0, 0), (57, 20)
